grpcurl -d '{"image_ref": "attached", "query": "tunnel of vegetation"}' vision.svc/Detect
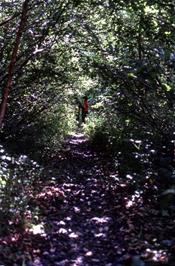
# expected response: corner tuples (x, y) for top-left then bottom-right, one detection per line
(0, 0), (175, 264)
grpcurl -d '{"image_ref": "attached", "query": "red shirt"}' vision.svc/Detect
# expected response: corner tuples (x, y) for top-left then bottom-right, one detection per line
(84, 100), (88, 112)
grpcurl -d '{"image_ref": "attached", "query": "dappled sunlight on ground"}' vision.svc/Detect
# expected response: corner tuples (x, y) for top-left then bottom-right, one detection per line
(66, 133), (88, 145)
(0, 133), (174, 265)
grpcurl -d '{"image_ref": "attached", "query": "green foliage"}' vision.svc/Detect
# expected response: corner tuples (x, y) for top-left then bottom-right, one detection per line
(38, 103), (76, 158)
(84, 114), (109, 150)
(0, 0), (174, 222)
(0, 0), (174, 159)
(0, 147), (42, 235)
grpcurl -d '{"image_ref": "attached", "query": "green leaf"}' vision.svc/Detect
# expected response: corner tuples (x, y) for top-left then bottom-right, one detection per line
(128, 72), (137, 78)
(163, 83), (172, 91)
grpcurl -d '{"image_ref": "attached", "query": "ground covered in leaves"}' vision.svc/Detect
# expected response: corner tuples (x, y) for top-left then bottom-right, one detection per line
(0, 133), (175, 266)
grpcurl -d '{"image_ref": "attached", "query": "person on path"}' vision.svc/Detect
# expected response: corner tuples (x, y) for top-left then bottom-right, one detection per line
(82, 96), (88, 123)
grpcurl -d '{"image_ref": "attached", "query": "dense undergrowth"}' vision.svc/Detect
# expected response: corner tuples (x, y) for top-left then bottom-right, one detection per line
(0, 1), (175, 264)
(0, 94), (174, 238)
(83, 102), (175, 211)
(0, 144), (43, 235)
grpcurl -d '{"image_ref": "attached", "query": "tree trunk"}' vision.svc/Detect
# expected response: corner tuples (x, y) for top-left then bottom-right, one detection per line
(138, 13), (143, 61)
(0, 0), (30, 127)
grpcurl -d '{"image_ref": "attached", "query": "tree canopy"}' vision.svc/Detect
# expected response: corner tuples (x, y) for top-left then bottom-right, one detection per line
(0, 1), (175, 264)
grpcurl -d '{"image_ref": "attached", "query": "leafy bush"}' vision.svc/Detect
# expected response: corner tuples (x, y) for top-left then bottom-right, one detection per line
(0, 145), (43, 235)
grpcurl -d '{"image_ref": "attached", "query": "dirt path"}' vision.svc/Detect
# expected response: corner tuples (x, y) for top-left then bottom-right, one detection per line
(1, 133), (174, 266)
(27, 133), (123, 266)
(43, 133), (119, 266)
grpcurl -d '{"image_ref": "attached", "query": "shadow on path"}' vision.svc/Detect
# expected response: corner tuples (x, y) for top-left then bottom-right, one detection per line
(26, 133), (123, 266)
(42, 133), (120, 265)
(0, 133), (173, 266)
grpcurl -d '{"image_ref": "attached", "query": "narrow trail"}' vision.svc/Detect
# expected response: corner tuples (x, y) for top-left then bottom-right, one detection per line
(29, 133), (122, 266)
(3, 133), (173, 265)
